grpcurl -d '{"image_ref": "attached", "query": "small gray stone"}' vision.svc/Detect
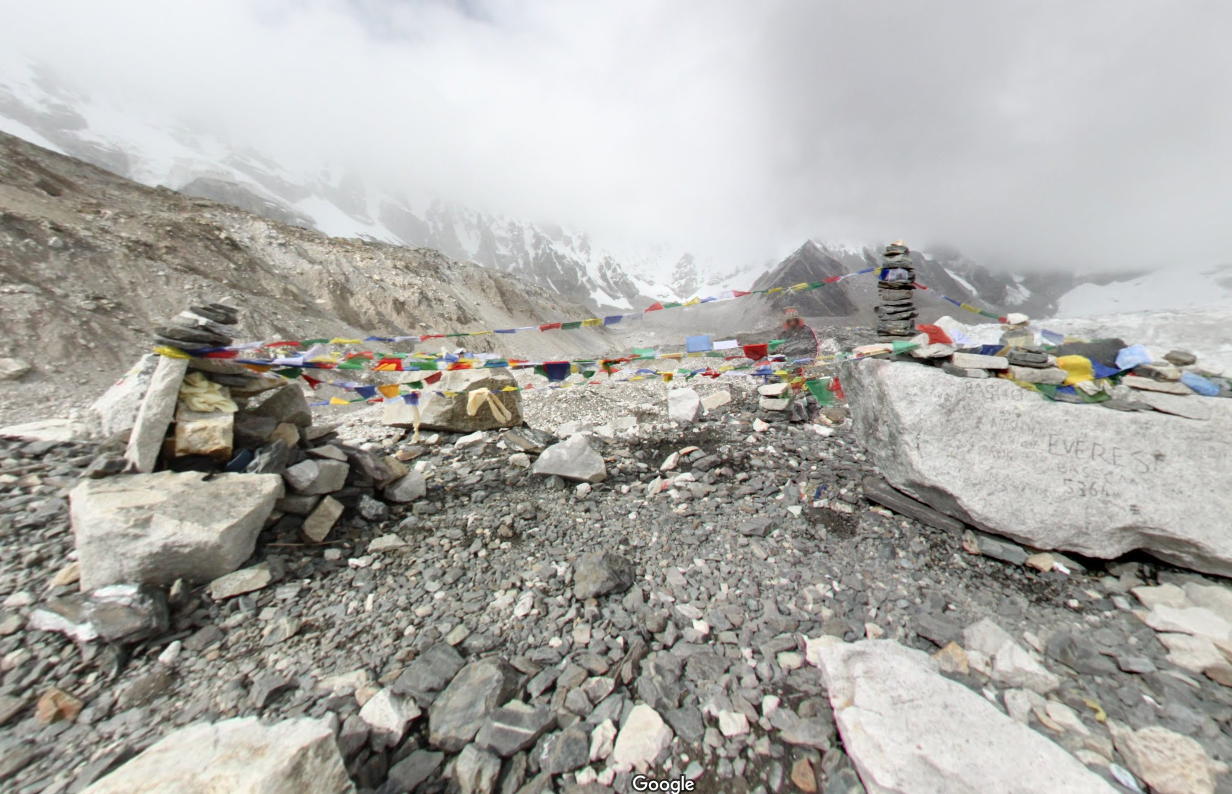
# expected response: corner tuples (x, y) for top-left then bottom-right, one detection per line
(456, 744), (503, 794)
(573, 552), (635, 600)
(538, 724), (591, 775)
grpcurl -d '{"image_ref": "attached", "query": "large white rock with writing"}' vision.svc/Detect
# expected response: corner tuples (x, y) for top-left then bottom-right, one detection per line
(384, 369), (522, 432)
(72, 471), (284, 590)
(813, 638), (1118, 794)
(845, 360), (1232, 576)
(81, 716), (353, 794)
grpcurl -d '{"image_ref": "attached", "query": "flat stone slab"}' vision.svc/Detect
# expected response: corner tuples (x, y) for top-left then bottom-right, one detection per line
(845, 360), (1232, 577)
(72, 471), (283, 590)
(812, 638), (1118, 794)
(80, 716), (352, 793)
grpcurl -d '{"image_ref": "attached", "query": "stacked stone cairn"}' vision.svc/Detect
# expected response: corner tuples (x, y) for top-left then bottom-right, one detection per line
(49, 301), (453, 649)
(875, 240), (918, 339)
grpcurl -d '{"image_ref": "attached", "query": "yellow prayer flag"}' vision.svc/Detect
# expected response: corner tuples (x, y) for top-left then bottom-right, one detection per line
(329, 397), (350, 405)
(1056, 355), (1094, 386)
(789, 282), (809, 291)
(501, 386), (519, 392)
(377, 384), (401, 398)
(581, 318), (602, 327)
(152, 346), (192, 359)
(767, 287), (783, 294)
(329, 338), (363, 344)
(683, 298), (701, 306)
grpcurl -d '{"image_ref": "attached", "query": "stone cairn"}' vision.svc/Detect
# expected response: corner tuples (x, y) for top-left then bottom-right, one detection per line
(875, 240), (918, 339)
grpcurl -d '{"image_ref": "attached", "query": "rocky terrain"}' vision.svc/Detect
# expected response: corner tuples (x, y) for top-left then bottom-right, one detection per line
(1, 319), (1230, 793)
(0, 130), (611, 426)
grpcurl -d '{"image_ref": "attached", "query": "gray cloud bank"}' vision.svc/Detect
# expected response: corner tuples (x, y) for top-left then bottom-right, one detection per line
(2, 0), (1229, 272)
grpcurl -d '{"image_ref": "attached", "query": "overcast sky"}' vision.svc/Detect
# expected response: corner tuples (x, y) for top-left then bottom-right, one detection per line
(2, 0), (1230, 272)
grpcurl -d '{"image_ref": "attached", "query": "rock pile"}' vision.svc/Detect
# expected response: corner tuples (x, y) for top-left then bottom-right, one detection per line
(875, 241), (918, 339)
(868, 314), (1231, 416)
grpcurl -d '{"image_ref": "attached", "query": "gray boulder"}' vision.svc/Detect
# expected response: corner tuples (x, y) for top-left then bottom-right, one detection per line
(531, 435), (607, 483)
(428, 659), (520, 752)
(71, 471), (283, 590)
(845, 360), (1232, 577)
(250, 383), (313, 427)
(80, 716), (352, 794)
(384, 369), (522, 432)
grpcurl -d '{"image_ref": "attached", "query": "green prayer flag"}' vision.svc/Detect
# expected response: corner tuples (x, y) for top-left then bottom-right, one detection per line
(337, 360), (365, 370)
(534, 365), (547, 378)
(633, 348), (657, 358)
(891, 340), (918, 354)
(805, 379), (834, 406)
(768, 339), (785, 351)
(661, 302), (682, 309)
(561, 321), (583, 330)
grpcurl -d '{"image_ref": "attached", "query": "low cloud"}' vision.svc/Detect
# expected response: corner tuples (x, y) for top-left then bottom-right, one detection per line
(2, 0), (1229, 271)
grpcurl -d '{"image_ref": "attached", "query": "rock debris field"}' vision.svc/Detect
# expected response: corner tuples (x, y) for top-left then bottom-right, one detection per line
(0, 322), (1231, 794)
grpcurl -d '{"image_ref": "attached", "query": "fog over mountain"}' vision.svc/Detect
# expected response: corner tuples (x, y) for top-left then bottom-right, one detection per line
(2, 0), (1230, 280)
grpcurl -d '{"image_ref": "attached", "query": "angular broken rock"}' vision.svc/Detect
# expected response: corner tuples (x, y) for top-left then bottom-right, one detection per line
(283, 459), (349, 496)
(667, 388), (701, 423)
(393, 642), (466, 707)
(1110, 721), (1229, 794)
(573, 552), (635, 600)
(384, 471), (427, 503)
(701, 390), (731, 412)
(845, 360), (1232, 577)
(359, 688), (421, 744)
(124, 355), (190, 473)
(173, 405), (234, 459)
(249, 383), (313, 427)
(610, 704), (673, 774)
(531, 434), (606, 483)
(206, 563), (273, 601)
(28, 584), (168, 644)
(72, 472), (283, 590)
(302, 496), (344, 543)
(428, 658), (520, 751)
(862, 476), (965, 535)
(813, 638), (1117, 794)
(474, 701), (556, 757)
(91, 354), (159, 439)
(80, 716), (353, 794)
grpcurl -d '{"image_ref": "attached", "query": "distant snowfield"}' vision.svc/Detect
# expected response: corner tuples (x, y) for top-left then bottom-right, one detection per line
(1055, 263), (1232, 318)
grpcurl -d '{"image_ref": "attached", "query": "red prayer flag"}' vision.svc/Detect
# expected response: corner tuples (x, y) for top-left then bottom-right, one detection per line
(829, 376), (845, 400)
(823, 276), (843, 283)
(743, 343), (769, 361)
(424, 372), (443, 384)
(732, 290), (750, 298)
(539, 323), (562, 331)
(915, 324), (952, 345)
(645, 302), (664, 312)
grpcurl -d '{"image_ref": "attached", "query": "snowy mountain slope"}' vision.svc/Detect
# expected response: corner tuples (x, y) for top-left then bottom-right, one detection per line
(1055, 263), (1232, 317)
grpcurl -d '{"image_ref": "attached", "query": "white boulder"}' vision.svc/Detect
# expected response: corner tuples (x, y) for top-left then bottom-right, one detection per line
(81, 716), (353, 794)
(667, 388), (701, 423)
(844, 360), (1232, 577)
(532, 434), (606, 483)
(72, 471), (283, 590)
(813, 638), (1118, 794)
